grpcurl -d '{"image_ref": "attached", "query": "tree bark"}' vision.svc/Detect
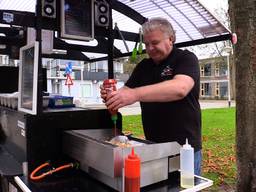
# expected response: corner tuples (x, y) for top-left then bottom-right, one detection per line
(229, 0), (256, 191)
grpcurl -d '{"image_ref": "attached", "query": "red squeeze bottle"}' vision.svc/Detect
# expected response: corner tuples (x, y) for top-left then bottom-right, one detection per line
(103, 79), (118, 134)
(125, 148), (141, 192)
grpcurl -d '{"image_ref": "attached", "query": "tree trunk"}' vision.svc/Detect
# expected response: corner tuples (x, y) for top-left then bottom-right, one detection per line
(229, 0), (256, 191)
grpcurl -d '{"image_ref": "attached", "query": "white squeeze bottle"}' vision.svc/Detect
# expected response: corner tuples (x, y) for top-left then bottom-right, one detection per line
(180, 138), (194, 188)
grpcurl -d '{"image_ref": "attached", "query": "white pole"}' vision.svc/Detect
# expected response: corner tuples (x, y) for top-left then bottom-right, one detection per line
(81, 63), (83, 81)
(227, 54), (231, 107)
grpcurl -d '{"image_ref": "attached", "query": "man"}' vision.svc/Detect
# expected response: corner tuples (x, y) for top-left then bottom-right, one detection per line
(101, 17), (202, 175)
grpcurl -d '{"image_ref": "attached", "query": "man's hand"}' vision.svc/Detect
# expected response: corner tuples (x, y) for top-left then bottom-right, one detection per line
(105, 87), (138, 111)
(100, 84), (107, 103)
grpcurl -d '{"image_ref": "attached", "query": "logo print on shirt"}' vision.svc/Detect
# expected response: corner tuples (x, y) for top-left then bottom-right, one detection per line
(161, 65), (173, 77)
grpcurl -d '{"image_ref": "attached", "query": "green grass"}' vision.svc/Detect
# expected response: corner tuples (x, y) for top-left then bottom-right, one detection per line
(122, 107), (236, 188)
(122, 115), (144, 138)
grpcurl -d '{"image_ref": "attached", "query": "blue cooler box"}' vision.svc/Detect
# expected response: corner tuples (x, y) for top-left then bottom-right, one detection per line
(48, 96), (75, 108)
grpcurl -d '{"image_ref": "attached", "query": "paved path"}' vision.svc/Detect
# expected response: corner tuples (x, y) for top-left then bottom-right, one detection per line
(200, 100), (235, 109)
(119, 100), (236, 116)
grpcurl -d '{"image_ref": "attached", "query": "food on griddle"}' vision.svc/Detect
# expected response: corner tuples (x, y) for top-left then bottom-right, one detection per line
(110, 140), (132, 148)
(105, 139), (132, 148)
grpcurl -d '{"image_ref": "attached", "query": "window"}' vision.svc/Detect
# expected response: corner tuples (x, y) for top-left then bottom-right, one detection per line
(220, 82), (228, 97)
(115, 62), (123, 73)
(215, 63), (219, 76)
(18, 41), (39, 114)
(84, 63), (90, 72)
(90, 62), (97, 72)
(200, 83), (211, 96)
(204, 83), (211, 96)
(97, 61), (106, 72)
(219, 64), (227, 76)
(204, 63), (211, 76)
(81, 83), (92, 97)
(200, 83), (204, 96)
(215, 83), (219, 97)
(0, 55), (9, 65)
(200, 66), (204, 77)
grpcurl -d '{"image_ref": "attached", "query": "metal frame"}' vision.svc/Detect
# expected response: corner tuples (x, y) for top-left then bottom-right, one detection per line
(0, 0), (232, 62)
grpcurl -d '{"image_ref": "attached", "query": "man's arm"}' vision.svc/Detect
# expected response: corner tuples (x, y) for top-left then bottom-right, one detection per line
(135, 74), (194, 102)
(105, 74), (194, 110)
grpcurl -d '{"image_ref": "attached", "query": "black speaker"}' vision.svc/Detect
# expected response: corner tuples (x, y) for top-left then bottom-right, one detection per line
(95, 1), (109, 27)
(42, 0), (56, 18)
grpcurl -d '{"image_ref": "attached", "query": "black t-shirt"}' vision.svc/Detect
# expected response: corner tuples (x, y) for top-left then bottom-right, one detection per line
(125, 47), (201, 151)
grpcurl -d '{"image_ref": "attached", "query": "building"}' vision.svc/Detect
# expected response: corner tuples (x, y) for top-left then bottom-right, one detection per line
(43, 58), (128, 104)
(199, 56), (234, 100)
(0, 54), (234, 102)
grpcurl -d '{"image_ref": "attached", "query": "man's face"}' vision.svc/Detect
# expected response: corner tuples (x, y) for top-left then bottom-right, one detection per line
(144, 30), (173, 64)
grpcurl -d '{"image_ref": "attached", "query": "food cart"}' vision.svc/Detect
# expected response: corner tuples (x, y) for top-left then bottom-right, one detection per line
(0, 0), (232, 191)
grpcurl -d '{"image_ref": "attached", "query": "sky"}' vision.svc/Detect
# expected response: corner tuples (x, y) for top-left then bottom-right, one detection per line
(199, 0), (229, 23)
(200, 0), (228, 11)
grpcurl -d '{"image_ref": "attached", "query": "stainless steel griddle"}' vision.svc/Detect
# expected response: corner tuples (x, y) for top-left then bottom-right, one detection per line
(63, 129), (181, 191)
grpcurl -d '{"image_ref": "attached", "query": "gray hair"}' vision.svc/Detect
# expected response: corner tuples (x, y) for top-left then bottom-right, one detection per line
(142, 17), (176, 43)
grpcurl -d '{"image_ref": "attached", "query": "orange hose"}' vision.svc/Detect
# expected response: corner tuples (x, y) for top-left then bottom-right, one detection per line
(30, 162), (74, 181)
(30, 162), (50, 180)
(51, 163), (73, 174)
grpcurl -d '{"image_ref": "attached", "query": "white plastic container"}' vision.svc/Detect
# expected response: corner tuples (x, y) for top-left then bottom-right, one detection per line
(180, 138), (194, 188)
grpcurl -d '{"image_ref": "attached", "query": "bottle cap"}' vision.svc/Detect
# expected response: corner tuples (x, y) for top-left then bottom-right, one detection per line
(103, 79), (117, 85)
(125, 148), (140, 178)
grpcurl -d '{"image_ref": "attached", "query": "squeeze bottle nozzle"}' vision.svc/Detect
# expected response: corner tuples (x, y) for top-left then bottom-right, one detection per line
(184, 138), (191, 149)
(111, 113), (118, 125)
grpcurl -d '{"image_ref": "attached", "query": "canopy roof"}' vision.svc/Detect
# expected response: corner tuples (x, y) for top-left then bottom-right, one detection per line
(113, 0), (230, 43)
(0, 0), (231, 60)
